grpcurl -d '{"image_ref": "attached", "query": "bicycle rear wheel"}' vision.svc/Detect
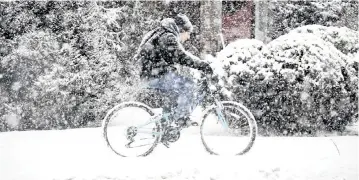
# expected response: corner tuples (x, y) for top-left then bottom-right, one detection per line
(102, 101), (162, 157)
(200, 101), (257, 156)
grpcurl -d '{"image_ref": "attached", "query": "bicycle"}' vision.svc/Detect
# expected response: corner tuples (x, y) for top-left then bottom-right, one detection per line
(102, 73), (258, 157)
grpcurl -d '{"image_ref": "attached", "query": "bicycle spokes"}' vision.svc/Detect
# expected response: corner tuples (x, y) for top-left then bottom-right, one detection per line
(124, 126), (162, 149)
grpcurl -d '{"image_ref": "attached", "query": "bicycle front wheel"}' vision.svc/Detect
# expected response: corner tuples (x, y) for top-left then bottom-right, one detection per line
(200, 101), (257, 156)
(102, 101), (162, 157)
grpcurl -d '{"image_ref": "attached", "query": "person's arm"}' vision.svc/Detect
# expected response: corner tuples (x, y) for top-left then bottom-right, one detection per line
(159, 33), (211, 72)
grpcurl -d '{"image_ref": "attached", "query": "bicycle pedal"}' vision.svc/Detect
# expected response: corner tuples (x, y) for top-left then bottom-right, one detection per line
(162, 141), (170, 148)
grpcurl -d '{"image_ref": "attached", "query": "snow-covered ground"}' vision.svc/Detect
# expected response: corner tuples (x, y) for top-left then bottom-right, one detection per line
(0, 127), (358, 180)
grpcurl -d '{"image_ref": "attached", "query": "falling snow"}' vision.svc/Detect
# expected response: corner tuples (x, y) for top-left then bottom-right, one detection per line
(0, 1), (358, 180)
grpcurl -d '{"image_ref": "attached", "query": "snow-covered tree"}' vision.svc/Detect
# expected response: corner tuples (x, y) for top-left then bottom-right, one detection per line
(0, 1), (163, 131)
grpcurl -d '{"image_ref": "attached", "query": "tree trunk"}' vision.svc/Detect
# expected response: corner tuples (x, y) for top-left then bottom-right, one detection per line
(199, 0), (222, 57)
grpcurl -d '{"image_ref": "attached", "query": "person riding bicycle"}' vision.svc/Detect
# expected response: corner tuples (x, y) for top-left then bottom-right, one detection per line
(133, 14), (213, 132)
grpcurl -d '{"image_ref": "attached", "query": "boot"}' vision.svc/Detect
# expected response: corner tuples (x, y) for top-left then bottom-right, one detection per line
(177, 117), (198, 128)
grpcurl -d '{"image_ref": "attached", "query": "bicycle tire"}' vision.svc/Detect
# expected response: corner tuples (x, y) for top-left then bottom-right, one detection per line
(200, 101), (257, 156)
(102, 101), (162, 157)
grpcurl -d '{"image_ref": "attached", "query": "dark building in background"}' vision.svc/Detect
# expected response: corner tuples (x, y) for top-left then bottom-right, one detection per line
(222, 1), (255, 43)
(164, 0), (256, 56)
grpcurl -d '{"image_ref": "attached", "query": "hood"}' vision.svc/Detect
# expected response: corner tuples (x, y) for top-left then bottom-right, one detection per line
(160, 18), (180, 37)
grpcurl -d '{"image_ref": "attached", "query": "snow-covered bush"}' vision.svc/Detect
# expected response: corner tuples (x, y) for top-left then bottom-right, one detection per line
(209, 39), (267, 98)
(211, 25), (358, 136)
(0, 31), (61, 130)
(289, 25), (359, 97)
(268, 0), (358, 41)
(0, 2), (163, 131)
(0, 1), (42, 39)
(291, 25), (359, 56)
(267, 32), (356, 134)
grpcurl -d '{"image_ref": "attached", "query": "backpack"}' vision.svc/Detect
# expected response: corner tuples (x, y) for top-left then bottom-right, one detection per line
(132, 27), (169, 78)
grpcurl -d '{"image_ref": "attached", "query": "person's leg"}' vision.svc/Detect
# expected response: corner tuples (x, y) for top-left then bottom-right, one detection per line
(142, 73), (181, 147)
(145, 73), (179, 123)
(143, 72), (201, 126)
(169, 74), (201, 127)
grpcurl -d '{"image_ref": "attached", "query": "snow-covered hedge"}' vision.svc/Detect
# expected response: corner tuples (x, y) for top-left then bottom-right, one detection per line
(210, 25), (358, 136)
(268, 1), (358, 41)
(292, 25), (359, 56)
(0, 2), (163, 131)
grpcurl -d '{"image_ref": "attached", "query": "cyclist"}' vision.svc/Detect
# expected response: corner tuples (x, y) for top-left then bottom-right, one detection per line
(133, 13), (213, 134)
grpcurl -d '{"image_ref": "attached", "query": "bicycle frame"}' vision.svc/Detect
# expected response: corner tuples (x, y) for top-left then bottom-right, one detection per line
(200, 76), (229, 129)
(132, 74), (229, 137)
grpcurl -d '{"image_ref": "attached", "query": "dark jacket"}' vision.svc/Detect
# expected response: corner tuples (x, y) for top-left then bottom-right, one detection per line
(134, 18), (209, 79)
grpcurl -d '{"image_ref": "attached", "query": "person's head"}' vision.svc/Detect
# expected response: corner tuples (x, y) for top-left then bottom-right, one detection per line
(174, 13), (193, 43)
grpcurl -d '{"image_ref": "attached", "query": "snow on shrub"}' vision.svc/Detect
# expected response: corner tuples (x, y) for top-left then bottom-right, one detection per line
(290, 25), (359, 57)
(0, 31), (61, 130)
(208, 39), (268, 98)
(0, 2), (163, 131)
(210, 27), (358, 136)
(267, 1), (358, 41)
(289, 25), (358, 98)
(267, 32), (356, 134)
